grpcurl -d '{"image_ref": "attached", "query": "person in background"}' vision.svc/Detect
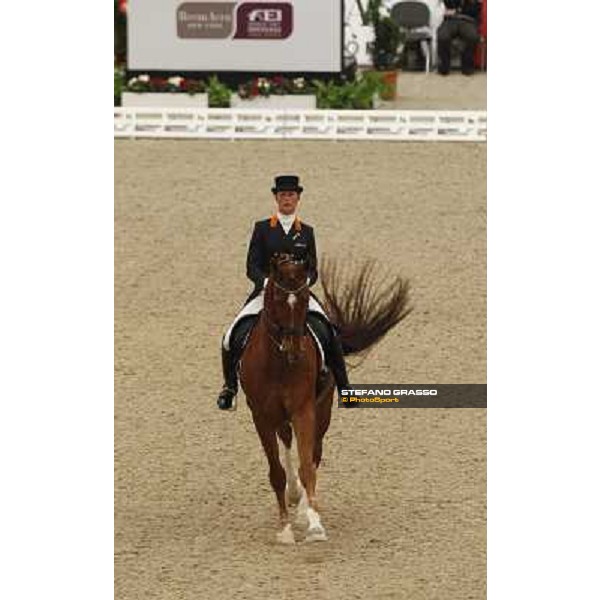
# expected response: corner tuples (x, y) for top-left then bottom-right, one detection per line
(437, 0), (481, 75)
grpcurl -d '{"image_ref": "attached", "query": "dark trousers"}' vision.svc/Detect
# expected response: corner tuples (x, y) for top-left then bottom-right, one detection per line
(437, 17), (479, 73)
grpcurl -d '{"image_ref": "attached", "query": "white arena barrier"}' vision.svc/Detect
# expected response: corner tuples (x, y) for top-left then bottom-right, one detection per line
(114, 108), (487, 142)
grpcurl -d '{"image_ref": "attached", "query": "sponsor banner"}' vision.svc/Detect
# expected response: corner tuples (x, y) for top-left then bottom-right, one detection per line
(338, 385), (487, 408)
(128, 0), (342, 73)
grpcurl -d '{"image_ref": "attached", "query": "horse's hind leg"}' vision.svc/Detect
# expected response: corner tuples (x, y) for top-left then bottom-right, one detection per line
(292, 405), (327, 542)
(314, 380), (335, 469)
(277, 422), (302, 505)
(253, 414), (295, 544)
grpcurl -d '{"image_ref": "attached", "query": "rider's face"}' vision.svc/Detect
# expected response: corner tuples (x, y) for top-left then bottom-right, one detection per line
(275, 191), (300, 215)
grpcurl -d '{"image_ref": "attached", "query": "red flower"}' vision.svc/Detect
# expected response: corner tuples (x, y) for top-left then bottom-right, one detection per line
(150, 76), (167, 90)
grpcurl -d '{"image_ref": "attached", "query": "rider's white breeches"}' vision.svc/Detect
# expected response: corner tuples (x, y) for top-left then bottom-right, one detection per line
(223, 291), (327, 350)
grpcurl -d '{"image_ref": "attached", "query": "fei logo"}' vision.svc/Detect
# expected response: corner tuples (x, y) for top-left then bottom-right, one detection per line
(248, 8), (283, 22)
(234, 3), (293, 39)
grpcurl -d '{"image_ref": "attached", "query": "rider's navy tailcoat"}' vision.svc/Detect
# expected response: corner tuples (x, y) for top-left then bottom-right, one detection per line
(246, 217), (318, 301)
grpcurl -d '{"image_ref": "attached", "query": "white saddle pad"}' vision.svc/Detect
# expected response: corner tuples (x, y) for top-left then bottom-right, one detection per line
(224, 291), (327, 367)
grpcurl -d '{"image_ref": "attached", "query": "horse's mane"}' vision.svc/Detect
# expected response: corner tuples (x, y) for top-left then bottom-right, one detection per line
(319, 255), (412, 364)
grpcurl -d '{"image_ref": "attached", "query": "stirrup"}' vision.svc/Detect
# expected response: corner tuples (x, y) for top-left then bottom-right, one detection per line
(217, 387), (237, 411)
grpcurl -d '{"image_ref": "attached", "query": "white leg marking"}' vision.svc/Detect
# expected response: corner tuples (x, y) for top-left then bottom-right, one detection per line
(276, 523), (295, 545)
(283, 443), (301, 505)
(295, 484), (309, 526)
(305, 507), (327, 543)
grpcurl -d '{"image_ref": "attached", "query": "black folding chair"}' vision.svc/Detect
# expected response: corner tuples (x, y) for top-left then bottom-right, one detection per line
(390, 1), (433, 73)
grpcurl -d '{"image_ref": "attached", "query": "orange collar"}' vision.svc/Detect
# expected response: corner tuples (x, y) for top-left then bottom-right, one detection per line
(269, 214), (301, 231)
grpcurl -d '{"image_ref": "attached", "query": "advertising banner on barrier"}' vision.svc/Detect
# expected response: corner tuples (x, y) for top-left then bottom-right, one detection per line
(128, 0), (343, 72)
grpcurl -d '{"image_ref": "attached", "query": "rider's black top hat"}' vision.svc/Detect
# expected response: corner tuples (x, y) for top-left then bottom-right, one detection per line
(271, 175), (303, 194)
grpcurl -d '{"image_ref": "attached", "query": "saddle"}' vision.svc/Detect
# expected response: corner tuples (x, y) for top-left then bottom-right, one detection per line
(230, 312), (331, 370)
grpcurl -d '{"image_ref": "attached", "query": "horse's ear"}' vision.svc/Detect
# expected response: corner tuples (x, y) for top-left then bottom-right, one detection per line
(269, 254), (279, 273)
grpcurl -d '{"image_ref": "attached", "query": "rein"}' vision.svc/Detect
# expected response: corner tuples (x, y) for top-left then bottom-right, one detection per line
(263, 312), (305, 352)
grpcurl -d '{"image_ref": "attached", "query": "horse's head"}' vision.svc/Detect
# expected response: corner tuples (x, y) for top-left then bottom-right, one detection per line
(264, 253), (310, 363)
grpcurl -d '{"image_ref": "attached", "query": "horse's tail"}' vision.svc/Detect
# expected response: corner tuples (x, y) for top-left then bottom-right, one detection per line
(320, 255), (412, 361)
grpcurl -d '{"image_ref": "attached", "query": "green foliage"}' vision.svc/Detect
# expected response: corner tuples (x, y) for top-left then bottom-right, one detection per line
(365, 0), (382, 26)
(314, 72), (387, 110)
(207, 76), (231, 108)
(363, 1), (402, 70)
(372, 16), (402, 70)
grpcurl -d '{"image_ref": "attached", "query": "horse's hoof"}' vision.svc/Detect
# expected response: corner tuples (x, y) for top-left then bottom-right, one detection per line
(305, 526), (328, 543)
(276, 523), (295, 545)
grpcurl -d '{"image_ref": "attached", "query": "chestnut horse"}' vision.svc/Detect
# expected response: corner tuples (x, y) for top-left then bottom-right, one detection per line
(239, 254), (411, 544)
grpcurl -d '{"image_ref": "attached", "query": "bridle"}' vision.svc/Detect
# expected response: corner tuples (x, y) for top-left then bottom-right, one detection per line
(263, 270), (309, 352)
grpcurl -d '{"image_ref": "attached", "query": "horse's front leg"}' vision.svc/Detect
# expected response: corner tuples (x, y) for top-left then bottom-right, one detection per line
(277, 421), (303, 506)
(251, 411), (295, 544)
(292, 402), (327, 542)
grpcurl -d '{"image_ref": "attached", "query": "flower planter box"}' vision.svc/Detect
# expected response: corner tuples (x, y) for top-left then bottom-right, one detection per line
(121, 92), (208, 108)
(230, 94), (317, 110)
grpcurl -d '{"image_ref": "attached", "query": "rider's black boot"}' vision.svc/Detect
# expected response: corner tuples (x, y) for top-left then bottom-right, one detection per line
(327, 329), (356, 408)
(217, 346), (238, 410)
